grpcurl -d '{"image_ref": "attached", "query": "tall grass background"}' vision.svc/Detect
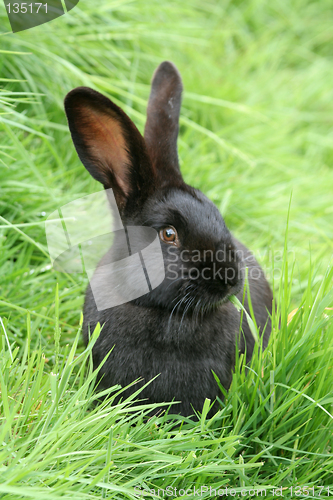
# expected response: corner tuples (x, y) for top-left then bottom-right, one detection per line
(1, 0), (333, 497)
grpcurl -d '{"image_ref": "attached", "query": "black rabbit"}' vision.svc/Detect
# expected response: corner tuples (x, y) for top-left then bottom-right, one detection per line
(64, 61), (273, 418)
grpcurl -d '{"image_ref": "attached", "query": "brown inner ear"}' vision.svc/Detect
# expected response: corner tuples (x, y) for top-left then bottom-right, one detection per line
(65, 86), (156, 213)
(78, 106), (131, 197)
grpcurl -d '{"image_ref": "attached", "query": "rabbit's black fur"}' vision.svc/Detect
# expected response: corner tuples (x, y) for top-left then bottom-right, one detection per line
(64, 61), (273, 418)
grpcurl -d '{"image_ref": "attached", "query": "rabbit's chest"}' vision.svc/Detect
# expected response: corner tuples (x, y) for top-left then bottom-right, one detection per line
(97, 308), (235, 380)
(84, 302), (238, 416)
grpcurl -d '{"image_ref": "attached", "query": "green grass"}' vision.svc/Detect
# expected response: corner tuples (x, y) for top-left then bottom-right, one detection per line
(1, 0), (333, 496)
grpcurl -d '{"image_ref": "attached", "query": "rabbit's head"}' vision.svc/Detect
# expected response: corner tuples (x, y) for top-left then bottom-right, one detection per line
(65, 62), (244, 313)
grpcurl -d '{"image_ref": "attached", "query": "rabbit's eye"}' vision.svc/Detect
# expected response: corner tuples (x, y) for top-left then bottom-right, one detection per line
(159, 226), (178, 245)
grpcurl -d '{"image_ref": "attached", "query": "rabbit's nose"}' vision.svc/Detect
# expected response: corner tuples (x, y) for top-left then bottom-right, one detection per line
(219, 261), (240, 287)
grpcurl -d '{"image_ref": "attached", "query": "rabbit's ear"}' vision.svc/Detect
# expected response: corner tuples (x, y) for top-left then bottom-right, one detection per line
(144, 61), (183, 186)
(64, 87), (154, 212)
